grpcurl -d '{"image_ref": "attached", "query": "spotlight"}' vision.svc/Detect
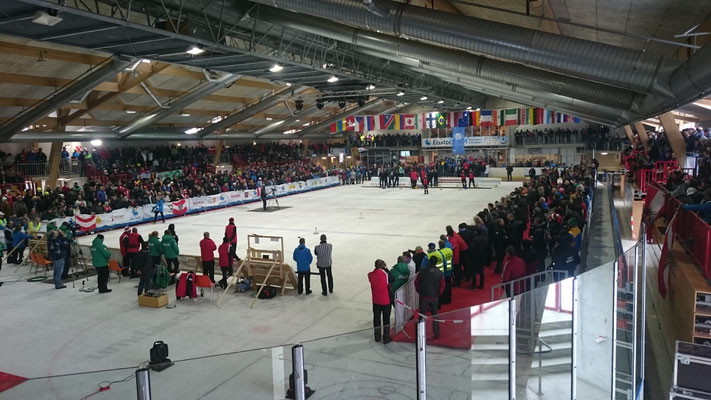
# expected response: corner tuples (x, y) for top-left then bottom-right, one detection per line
(466, 106), (472, 110)
(186, 45), (205, 55)
(269, 64), (284, 73)
(420, 96), (428, 101)
(366, 84), (376, 90)
(338, 99), (346, 108)
(90, 139), (102, 146)
(316, 99), (324, 110)
(396, 91), (405, 96)
(437, 99), (444, 104)
(295, 99), (304, 111)
(149, 341), (173, 372)
(327, 75), (339, 83)
(357, 97), (366, 107)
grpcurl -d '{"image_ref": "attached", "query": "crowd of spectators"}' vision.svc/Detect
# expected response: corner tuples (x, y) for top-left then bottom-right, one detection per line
(349, 133), (422, 148)
(514, 125), (623, 150)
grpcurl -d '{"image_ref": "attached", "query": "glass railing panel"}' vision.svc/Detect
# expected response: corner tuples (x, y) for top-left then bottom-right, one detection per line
(616, 244), (638, 399)
(635, 240), (646, 398)
(576, 260), (615, 400)
(425, 300), (510, 399)
(514, 276), (573, 400)
(281, 327), (417, 398)
(0, 366), (138, 399)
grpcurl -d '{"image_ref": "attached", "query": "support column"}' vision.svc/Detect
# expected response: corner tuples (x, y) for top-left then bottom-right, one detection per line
(301, 139), (310, 159)
(633, 122), (649, 149)
(657, 112), (687, 166)
(213, 140), (224, 166)
(47, 142), (63, 188)
(623, 126), (635, 143)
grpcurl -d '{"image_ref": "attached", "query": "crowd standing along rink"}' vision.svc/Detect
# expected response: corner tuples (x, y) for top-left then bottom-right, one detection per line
(0, 182), (517, 397)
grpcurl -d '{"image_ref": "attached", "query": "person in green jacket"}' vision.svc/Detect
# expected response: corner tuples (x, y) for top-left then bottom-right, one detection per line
(162, 230), (180, 273)
(90, 234), (112, 293)
(148, 231), (163, 266)
(389, 256), (410, 293)
(0, 240), (6, 271)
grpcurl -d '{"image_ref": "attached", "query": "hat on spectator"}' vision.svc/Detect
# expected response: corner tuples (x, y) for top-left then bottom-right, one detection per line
(427, 242), (436, 251)
(124, 226), (130, 231)
(0, 211), (4, 216)
(687, 187), (697, 196)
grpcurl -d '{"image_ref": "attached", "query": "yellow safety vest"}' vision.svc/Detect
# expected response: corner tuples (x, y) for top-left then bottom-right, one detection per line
(28, 221), (41, 236)
(0, 218), (6, 230)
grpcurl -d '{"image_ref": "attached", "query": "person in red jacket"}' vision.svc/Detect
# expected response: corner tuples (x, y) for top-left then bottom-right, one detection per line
(368, 259), (392, 344)
(124, 227), (143, 278)
(409, 168), (419, 189)
(446, 225), (468, 287)
(199, 232), (217, 284)
(502, 246), (528, 297)
(224, 217), (239, 262)
(119, 227), (130, 272)
(218, 237), (232, 289)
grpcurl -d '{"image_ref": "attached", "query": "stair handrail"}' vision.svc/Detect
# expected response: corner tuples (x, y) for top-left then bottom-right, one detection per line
(490, 269), (570, 301)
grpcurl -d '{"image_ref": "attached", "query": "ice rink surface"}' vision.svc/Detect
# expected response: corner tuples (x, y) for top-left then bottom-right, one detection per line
(0, 183), (519, 396)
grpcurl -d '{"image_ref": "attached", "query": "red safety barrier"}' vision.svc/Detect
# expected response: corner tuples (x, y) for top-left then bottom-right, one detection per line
(651, 182), (711, 279)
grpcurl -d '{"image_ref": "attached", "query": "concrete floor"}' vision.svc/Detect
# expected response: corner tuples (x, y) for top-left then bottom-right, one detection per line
(0, 183), (522, 399)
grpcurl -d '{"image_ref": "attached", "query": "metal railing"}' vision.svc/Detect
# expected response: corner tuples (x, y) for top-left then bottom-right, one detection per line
(490, 268), (570, 301)
(15, 160), (82, 177)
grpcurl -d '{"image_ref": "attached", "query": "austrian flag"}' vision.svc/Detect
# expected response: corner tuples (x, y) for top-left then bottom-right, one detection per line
(171, 199), (188, 216)
(74, 214), (97, 232)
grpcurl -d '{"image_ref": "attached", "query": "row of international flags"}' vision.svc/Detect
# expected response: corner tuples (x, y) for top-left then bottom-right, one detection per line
(329, 108), (582, 133)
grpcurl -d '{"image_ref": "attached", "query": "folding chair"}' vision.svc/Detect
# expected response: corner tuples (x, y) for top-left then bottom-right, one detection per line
(195, 274), (214, 303)
(108, 260), (124, 283)
(34, 254), (53, 276)
(28, 253), (39, 274)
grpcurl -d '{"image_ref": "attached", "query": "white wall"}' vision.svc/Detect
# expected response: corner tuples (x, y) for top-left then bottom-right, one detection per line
(508, 146), (585, 166)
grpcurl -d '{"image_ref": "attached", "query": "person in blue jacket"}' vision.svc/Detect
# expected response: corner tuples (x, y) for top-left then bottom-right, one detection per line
(681, 189), (711, 224)
(10, 225), (31, 264)
(153, 196), (165, 223)
(292, 238), (313, 295)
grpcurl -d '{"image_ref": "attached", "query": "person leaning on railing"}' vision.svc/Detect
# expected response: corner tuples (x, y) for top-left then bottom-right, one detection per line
(680, 188), (711, 224)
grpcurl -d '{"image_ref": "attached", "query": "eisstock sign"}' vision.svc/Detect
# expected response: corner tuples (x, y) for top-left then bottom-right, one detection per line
(421, 136), (509, 148)
(40, 176), (340, 233)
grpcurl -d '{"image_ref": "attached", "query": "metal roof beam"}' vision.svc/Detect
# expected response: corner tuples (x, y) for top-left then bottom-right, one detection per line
(0, 55), (134, 140)
(116, 72), (239, 138)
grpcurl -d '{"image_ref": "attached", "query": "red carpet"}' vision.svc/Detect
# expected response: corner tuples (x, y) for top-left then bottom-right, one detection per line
(0, 372), (27, 394)
(392, 265), (503, 349)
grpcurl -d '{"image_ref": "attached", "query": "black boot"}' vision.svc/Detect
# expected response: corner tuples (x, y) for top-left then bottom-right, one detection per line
(374, 330), (381, 342)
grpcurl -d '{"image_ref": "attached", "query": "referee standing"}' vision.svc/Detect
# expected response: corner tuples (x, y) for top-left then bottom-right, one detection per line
(314, 234), (334, 296)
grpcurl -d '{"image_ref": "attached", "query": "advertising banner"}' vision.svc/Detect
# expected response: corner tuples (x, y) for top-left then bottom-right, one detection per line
(421, 136), (509, 148)
(41, 176), (340, 233)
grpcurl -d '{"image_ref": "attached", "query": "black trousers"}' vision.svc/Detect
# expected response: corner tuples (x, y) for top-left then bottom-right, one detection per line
(440, 275), (452, 305)
(453, 262), (463, 286)
(229, 243), (239, 262)
(152, 255), (162, 267)
(137, 267), (154, 295)
(153, 211), (165, 223)
(318, 267), (333, 294)
(297, 271), (311, 294)
(165, 257), (179, 273)
(202, 260), (215, 283)
(219, 266), (233, 289)
(472, 262), (485, 288)
(262, 197), (267, 210)
(128, 252), (141, 276)
(419, 298), (440, 337)
(372, 303), (392, 341)
(96, 266), (109, 292)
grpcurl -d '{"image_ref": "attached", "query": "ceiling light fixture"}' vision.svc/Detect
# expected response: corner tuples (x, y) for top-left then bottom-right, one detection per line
(475, 108), (481, 111)
(316, 99), (324, 109)
(179, 112), (190, 117)
(338, 99), (347, 108)
(90, 139), (102, 146)
(285, 82), (293, 86)
(437, 99), (444, 104)
(185, 127), (201, 135)
(125, 109), (136, 114)
(600, 152), (609, 155)
(269, 64), (284, 72)
(420, 96), (428, 101)
(466, 106), (472, 110)
(327, 76), (339, 83)
(186, 45), (205, 55)
(32, 10), (63, 27)
(295, 99), (304, 111)
(366, 84), (376, 90)
(396, 91), (405, 96)
(266, 117), (273, 121)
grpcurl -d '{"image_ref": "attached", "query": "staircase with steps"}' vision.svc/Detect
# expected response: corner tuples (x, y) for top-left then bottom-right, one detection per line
(469, 318), (573, 399)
